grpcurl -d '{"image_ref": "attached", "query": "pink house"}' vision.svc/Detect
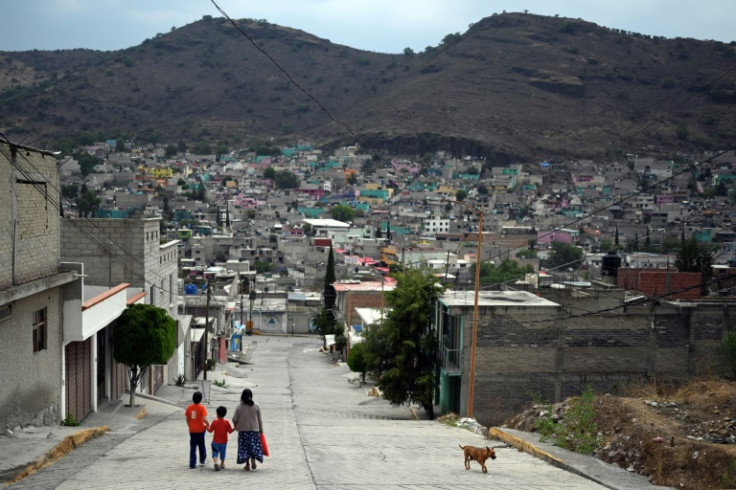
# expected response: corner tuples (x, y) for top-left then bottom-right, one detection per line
(537, 230), (572, 245)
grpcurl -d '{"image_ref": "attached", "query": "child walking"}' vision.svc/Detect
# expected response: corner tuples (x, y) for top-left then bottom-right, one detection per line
(207, 406), (234, 471)
(185, 391), (209, 469)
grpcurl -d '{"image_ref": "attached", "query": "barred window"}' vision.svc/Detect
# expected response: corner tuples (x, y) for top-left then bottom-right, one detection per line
(33, 308), (47, 353)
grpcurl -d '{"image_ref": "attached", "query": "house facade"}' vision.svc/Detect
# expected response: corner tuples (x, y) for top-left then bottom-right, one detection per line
(0, 139), (76, 428)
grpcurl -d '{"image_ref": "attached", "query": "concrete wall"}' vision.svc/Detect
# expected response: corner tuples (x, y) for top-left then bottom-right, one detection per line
(0, 291), (64, 429)
(0, 142), (65, 429)
(452, 301), (735, 427)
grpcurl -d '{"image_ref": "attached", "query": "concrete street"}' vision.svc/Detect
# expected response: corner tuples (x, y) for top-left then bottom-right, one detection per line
(14, 335), (612, 489)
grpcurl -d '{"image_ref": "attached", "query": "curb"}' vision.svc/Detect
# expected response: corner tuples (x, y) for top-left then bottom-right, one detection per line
(489, 428), (619, 490)
(489, 427), (566, 467)
(4, 426), (108, 486)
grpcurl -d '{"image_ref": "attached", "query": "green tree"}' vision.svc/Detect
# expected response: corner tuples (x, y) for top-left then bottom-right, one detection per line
(403, 47), (415, 57)
(263, 166), (276, 180)
(313, 306), (336, 347)
(75, 152), (101, 177)
(254, 260), (273, 274)
(112, 304), (177, 406)
(274, 170), (299, 189)
(516, 249), (537, 259)
(363, 268), (443, 418)
(599, 238), (614, 252)
(61, 183), (79, 199)
(330, 204), (355, 222)
(75, 190), (101, 218)
(334, 322), (348, 356)
(347, 341), (370, 384)
(455, 189), (468, 202)
(675, 238), (712, 276)
(544, 241), (583, 270)
(472, 259), (534, 284)
(164, 144), (177, 158)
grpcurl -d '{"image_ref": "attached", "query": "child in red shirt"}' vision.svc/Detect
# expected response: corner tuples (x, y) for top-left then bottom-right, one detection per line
(185, 391), (209, 468)
(207, 406), (235, 470)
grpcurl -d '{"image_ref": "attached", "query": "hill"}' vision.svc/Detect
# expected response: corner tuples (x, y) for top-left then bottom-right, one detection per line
(1, 13), (735, 160)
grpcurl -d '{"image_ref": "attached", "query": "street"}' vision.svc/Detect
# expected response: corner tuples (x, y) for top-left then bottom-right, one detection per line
(15, 335), (606, 489)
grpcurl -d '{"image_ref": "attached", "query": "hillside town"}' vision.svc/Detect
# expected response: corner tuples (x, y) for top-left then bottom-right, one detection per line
(3, 134), (735, 431)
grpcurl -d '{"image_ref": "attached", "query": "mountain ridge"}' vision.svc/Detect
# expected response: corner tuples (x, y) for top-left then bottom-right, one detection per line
(1, 12), (734, 160)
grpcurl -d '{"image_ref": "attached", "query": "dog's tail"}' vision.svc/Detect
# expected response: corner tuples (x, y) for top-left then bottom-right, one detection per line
(458, 444), (466, 450)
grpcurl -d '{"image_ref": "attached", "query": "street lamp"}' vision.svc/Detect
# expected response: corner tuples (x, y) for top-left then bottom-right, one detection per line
(443, 198), (483, 419)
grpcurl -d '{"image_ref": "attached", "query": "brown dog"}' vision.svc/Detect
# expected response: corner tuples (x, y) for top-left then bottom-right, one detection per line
(459, 444), (496, 473)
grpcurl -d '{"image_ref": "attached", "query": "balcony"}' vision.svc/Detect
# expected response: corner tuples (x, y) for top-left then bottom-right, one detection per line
(441, 343), (462, 374)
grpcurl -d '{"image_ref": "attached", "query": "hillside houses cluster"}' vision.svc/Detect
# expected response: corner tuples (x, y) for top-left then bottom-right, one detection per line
(4, 134), (736, 430)
(67, 142), (736, 281)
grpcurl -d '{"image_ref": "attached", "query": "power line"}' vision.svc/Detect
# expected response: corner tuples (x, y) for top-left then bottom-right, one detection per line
(208, 0), (355, 136)
(0, 138), (180, 297)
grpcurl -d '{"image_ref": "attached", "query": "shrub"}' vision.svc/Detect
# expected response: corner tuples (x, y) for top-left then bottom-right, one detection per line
(535, 386), (602, 455)
(61, 414), (80, 427)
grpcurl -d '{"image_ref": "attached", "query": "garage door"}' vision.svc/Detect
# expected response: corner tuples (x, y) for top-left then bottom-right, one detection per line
(65, 339), (91, 422)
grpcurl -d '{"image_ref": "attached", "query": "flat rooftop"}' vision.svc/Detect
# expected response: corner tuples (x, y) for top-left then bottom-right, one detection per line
(440, 290), (559, 308)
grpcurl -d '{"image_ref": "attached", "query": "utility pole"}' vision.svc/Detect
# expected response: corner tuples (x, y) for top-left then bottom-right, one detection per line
(203, 281), (212, 380)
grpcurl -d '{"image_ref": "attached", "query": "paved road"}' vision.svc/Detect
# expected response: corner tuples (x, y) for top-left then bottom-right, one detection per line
(15, 335), (607, 489)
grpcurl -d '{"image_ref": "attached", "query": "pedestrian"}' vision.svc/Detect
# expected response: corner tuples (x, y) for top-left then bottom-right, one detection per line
(185, 391), (209, 469)
(232, 388), (264, 471)
(207, 406), (234, 471)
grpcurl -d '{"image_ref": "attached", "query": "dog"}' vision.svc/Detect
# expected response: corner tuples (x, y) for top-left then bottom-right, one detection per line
(459, 444), (496, 473)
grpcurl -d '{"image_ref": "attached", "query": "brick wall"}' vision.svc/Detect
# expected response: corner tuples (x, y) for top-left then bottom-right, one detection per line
(617, 268), (701, 300)
(336, 290), (385, 327)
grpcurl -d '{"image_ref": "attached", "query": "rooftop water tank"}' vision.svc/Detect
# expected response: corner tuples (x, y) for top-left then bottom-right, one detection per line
(601, 251), (622, 277)
(185, 284), (198, 295)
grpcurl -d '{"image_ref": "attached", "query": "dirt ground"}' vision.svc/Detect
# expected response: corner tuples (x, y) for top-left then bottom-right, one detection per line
(504, 379), (736, 490)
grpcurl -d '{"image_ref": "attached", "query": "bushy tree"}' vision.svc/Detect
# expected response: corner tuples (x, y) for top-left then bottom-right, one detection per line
(273, 170), (299, 189)
(472, 259), (534, 284)
(76, 189), (101, 218)
(544, 241), (583, 270)
(330, 204), (355, 222)
(113, 304), (177, 407)
(314, 306), (336, 347)
(675, 238), (713, 295)
(675, 238), (712, 273)
(347, 342), (370, 384)
(363, 269), (444, 418)
(75, 152), (101, 177)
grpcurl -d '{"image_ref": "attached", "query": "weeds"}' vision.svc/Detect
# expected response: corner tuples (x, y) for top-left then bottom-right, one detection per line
(721, 461), (736, 488)
(174, 374), (186, 386)
(61, 413), (80, 427)
(535, 386), (602, 455)
(213, 379), (227, 388)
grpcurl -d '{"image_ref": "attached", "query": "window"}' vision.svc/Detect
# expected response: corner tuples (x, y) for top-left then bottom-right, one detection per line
(33, 308), (47, 352)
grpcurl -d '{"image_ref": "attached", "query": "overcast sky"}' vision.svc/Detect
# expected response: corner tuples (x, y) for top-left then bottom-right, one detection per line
(2, 0), (734, 54)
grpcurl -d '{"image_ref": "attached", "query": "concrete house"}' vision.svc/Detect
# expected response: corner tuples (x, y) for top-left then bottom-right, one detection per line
(60, 217), (183, 395)
(0, 139), (78, 429)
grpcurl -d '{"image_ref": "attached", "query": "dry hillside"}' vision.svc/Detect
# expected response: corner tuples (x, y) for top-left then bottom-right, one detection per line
(1, 12), (735, 160)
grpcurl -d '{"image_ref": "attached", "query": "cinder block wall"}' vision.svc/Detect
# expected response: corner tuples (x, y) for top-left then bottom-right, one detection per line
(0, 143), (60, 287)
(463, 303), (733, 427)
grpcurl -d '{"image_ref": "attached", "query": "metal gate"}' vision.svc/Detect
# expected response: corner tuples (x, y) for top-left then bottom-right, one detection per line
(65, 338), (91, 422)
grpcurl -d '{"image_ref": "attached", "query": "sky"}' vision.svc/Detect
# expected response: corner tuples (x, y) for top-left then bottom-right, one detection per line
(1, 1), (734, 54)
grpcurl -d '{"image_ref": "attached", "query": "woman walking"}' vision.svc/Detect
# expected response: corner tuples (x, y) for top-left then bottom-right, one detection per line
(232, 388), (264, 471)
